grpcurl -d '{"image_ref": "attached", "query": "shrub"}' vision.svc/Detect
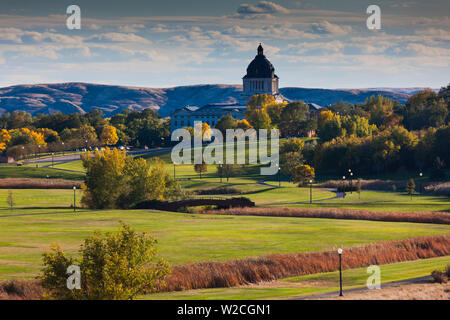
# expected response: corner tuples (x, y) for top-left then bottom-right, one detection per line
(41, 222), (171, 300)
(0, 280), (43, 300)
(431, 270), (448, 284)
(194, 187), (242, 195)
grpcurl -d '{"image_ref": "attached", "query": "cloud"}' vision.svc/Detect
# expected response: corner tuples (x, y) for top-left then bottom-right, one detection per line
(237, 1), (290, 15)
(87, 33), (150, 43)
(309, 21), (352, 36)
(118, 24), (146, 33)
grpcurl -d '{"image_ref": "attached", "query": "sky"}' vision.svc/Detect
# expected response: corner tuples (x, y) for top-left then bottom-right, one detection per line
(0, 0), (449, 89)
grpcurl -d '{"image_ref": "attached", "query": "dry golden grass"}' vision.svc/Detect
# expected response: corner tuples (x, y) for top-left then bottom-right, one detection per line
(163, 235), (450, 292)
(0, 178), (81, 189)
(201, 207), (450, 225)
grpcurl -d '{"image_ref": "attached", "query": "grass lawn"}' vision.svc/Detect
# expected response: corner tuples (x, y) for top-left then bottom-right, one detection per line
(143, 256), (450, 300)
(286, 190), (450, 212)
(0, 166), (84, 180)
(0, 189), (82, 211)
(51, 160), (85, 172)
(0, 206), (449, 280)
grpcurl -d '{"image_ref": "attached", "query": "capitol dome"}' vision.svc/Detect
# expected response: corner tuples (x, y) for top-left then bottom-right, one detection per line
(243, 44), (278, 79)
(242, 44), (279, 99)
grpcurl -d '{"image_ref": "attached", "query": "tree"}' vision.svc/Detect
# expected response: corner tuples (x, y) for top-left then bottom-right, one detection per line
(81, 148), (180, 209)
(217, 164), (237, 182)
(280, 137), (305, 154)
(6, 190), (14, 210)
(100, 125), (119, 146)
(0, 129), (11, 152)
(41, 222), (171, 300)
(215, 114), (237, 133)
(292, 164), (315, 186)
(356, 179), (362, 200)
(405, 90), (448, 130)
(406, 179), (415, 200)
(194, 160), (208, 179)
(279, 102), (309, 136)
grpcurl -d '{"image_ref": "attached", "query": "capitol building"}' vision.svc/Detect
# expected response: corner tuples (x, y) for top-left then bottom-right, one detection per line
(170, 44), (322, 132)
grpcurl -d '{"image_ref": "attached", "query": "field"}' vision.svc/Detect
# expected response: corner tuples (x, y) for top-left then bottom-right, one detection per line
(0, 195), (449, 281)
(0, 150), (449, 300)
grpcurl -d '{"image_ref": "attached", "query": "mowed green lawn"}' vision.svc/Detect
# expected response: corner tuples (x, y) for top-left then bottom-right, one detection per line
(0, 206), (449, 280)
(144, 256), (450, 300)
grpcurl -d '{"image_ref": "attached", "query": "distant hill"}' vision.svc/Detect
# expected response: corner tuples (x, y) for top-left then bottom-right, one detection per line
(0, 82), (432, 117)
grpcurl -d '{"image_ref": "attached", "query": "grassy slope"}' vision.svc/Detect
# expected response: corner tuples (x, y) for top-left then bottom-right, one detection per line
(0, 207), (449, 279)
(144, 256), (450, 300)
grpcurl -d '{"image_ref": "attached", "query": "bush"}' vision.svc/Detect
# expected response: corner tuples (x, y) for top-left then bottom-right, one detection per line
(194, 186), (242, 195)
(41, 222), (171, 300)
(431, 270), (448, 284)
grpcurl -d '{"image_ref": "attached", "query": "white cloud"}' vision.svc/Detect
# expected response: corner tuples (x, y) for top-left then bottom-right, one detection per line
(87, 33), (150, 43)
(237, 1), (290, 15)
(118, 24), (146, 33)
(309, 21), (352, 36)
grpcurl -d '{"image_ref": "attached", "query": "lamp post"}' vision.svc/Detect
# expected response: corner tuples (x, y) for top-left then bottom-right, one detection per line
(419, 172), (423, 193)
(278, 165), (281, 187)
(173, 163), (176, 181)
(342, 175), (346, 194)
(73, 186), (76, 212)
(61, 142), (64, 156)
(350, 171), (353, 194)
(218, 161), (223, 183)
(309, 179), (313, 204)
(51, 153), (54, 167)
(338, 248), (343, 296)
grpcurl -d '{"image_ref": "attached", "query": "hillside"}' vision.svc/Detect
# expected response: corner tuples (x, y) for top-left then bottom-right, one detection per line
(0, 82), (427, 117)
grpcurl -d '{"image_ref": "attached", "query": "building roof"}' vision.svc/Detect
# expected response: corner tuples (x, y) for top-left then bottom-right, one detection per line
(243, 44), (278, 79)
(307, 103), (325, 111)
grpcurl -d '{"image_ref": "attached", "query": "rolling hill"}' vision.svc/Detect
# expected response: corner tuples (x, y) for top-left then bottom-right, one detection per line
(0, 82), (429, 117)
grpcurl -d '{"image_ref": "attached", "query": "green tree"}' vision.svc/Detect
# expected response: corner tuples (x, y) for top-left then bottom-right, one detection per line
(41, 222), (171, 300)
(6, 190), (14, 210)
(406, 179), (415, 200)
(215, 114), (237, 133)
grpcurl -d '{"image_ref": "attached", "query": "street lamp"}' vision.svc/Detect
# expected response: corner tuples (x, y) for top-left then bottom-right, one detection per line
(73, 186), (76, 212)
(218, 161), (223, 183)
(277, 165), (281, 187)
(309, 179), (313, 204)
(61, 142), (65, 156)
(419, 172), (423, 193)
(338, 248), (343, 296)
(350, 171), (354, 194)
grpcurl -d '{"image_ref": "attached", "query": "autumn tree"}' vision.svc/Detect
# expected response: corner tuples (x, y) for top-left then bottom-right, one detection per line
(81, 148), (180, 209)
(292, 164), (315, 186)
(100, 125), (119, 146)
(41, 222), (171, 300)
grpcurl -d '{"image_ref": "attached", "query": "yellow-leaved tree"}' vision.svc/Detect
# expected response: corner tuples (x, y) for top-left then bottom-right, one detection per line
(100, 125), (119, 146)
